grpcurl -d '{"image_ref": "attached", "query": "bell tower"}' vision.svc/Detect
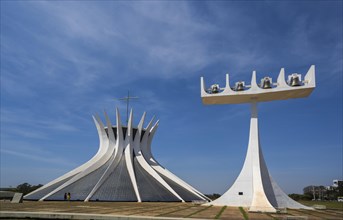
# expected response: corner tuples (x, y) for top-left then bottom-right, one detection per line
(200, 65), (316, 212)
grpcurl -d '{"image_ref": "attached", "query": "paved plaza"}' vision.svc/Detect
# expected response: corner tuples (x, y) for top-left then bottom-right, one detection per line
(1, 201), (342, 219)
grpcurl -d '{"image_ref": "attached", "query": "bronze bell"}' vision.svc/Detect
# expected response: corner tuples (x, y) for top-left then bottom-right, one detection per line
(235, 81), (245, 91)
(210, 84), (220, 93)
(289, 74), (301, 87)
(261, 77), (272, 89)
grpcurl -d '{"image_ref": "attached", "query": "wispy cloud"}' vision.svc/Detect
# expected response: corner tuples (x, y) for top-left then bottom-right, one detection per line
(1, 149), (76, 167)
(1, 1), (341, 192)
(1, 108), (79, 132)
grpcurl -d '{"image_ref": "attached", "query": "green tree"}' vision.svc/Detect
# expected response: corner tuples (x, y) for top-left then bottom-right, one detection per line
(15, 183), (43, 195)
(289, 193), (312, 201)
(205, 193), (221, 200)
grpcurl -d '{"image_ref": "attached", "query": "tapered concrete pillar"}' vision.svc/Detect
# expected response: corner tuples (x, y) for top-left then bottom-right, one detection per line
(207, 103), (274, 212)
(201, 66), (316, 212)
(207, 103), (310, 212)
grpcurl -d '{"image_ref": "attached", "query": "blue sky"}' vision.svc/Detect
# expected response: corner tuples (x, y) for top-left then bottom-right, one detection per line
(1, 1), (342, 194)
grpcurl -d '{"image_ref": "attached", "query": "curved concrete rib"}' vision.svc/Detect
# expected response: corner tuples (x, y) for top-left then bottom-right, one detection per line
(27, 108), (209, 202)
(115, 108), (124, 143)
(85, 111), (125, 201)
(142, 121), (209, 201)
(134, 117), (184, 202)
(26, 115), (108, 200)
(124, 109), (141, 202)
(141, 120), (159, 163)
(104, 111), (119, 158)
(135, 111), (146, 147)
(25, 115), (107, 199)
(40, 115), (114, 201)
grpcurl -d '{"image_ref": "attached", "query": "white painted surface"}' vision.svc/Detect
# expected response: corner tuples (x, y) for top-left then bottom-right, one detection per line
(25, 116), (108, 199)
(25, 109), (208, 202)
(84, 110), (125, 201)
(134, 117), (184, 202)
(207, 103), (312, 212)
(40, 114), (114, 201)
(125, 110), (141, 202)
(142, 122), (209, 201)
(201, 65), (315, 104)
(201, 66), (316, 211)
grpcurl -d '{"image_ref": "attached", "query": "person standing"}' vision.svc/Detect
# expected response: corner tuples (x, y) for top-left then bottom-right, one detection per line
(67, 192), (71, 201)
(64, 193), (67, 201)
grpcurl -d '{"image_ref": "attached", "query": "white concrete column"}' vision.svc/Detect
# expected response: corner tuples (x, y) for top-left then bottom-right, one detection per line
(248, 102), (276, 213)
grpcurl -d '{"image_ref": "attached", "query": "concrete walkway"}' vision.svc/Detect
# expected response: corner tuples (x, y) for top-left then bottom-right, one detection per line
(1, 201), (342, 219)
(0, 211), (204, 220)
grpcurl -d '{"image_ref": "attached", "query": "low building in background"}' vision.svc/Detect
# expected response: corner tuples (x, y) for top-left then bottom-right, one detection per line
(303, 179), (343, 201)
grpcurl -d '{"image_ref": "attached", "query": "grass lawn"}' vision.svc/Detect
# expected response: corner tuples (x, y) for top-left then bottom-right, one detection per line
(299, 200), (343, 210)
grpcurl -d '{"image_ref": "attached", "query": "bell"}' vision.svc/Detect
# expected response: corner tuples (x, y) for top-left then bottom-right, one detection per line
(289, 74), (301, 87)
(261, 77), (272, 89)
(210, 84), (220, 93)
(235, 81), (245, 91)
